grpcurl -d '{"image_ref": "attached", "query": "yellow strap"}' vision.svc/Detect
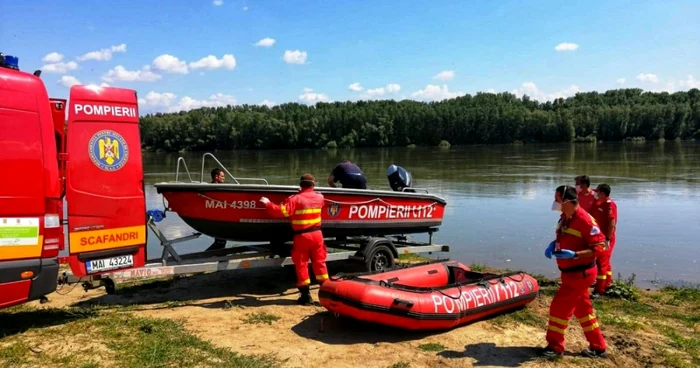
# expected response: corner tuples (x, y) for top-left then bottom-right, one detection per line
(563, 228), (582, 237)
(294, 208), (321, 215)
(582, 322), (600, 332)
(547, 325), (567, 335)
(292, 217), (321, 226)
(549, 316), (569, 326)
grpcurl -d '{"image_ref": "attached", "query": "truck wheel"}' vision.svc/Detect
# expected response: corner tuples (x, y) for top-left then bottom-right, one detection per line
(103, 278), (116, 294)
(366, 245), (395, 272)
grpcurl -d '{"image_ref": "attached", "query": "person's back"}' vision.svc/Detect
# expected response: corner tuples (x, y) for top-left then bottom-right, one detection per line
(328, 161), (367, 189)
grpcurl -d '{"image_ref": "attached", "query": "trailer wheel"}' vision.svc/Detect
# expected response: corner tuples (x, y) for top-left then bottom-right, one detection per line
(103, 278), (116, 295)
(366, 245), (395, 272)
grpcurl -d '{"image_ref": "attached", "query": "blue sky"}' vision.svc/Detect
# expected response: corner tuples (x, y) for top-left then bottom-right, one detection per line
(2, 0), (699, 114)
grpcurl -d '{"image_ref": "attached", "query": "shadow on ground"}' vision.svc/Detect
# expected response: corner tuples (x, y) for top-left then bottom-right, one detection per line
(291, 311), (440, 345)
(69, 262), (358, 310)
(0, 307), (97, 338)
(439, 343), (542, 367)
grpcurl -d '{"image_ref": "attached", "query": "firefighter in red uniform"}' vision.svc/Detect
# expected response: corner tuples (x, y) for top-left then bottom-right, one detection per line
(260, 173), (329, 305)
(575, 175), (596, 214)
(591, 183), (618, 297)
(540, 184), (608, 358)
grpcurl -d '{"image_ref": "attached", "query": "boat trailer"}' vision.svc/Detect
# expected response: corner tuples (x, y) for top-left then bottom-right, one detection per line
(57, 210), (450, 294)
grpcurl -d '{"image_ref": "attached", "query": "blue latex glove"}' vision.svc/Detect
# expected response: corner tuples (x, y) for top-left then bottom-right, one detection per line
(544, 241), (556, 259)
(553, 249), (577, 259)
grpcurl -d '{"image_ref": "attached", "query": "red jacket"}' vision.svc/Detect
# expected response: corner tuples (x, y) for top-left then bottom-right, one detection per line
(591, 198), (617, 240)
(264, 188), (324, 233)
(555, 206), (607, 270)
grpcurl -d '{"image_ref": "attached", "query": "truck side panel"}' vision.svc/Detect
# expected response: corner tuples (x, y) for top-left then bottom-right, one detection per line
(65, 85), (147, 277)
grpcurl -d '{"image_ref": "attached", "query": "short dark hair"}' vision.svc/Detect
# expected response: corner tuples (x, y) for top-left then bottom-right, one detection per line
(578, 175), (590, 187)
(597, 183), (611, 197)
(556, 185), (578, 203)
(211, 168), (223, 180)
(300, 173), (315, 189)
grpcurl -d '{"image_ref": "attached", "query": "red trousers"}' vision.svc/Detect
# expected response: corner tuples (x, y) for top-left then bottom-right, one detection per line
(291, 230), (329, 287)
(594, 238), (616, 294)
(547, 266), (607, 353)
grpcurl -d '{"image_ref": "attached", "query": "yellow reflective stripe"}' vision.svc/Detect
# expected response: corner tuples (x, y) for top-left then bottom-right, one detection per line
(298, 279), (311, 285)
(578, 314), (596, 323)
(316, 274), (329, 280)
(549, 316), (569, 326)
(291, 217), (321, 226)
(563, 228), (582, 237)
(294, 208), (321, 215)
(547, 325), (567, 335)
(280, 205), (290, 217)
(582, 322), (600, 332)
(597, 275), (607, 280)
(607, 271), (613, 275)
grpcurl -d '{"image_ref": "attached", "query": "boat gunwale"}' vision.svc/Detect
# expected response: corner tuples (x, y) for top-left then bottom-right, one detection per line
(153, 182), (448, 205)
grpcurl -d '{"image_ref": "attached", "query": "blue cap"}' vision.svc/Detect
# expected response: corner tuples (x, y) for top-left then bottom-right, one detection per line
(4, 55), (19, 70)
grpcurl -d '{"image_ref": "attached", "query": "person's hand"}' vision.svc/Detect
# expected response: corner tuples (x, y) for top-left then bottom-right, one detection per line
(544, 241), (556, 259)
(553, 249), (577, 259)
(260, 197), (270, 204)
(605, 240), (610, 249)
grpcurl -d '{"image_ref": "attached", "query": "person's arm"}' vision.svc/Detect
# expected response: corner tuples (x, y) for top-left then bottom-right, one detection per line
(576, 221), (607, 259)
(608, 202), (617, 240)
(262, 195), (295, 218)
(327, 175), (336, 187)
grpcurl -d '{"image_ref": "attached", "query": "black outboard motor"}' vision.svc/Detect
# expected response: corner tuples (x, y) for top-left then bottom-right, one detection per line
(387, 164), (414, 192)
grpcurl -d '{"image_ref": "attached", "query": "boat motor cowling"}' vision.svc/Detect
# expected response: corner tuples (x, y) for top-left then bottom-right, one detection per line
(387, 164), (414, 192)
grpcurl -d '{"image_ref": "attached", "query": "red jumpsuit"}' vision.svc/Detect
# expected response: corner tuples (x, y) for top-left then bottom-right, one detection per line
(547, 206), (608, 354)
(577, 190), (596, 214)
(263, 188), (329, 287)
(591, 198), (618, 294)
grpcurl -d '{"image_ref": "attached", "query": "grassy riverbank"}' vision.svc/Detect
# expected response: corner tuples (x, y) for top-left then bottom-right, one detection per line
(1, 256), (698, 368)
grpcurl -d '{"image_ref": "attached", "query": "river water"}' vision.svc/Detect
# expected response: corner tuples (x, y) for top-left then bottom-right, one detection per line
(135, 141), (700, 288)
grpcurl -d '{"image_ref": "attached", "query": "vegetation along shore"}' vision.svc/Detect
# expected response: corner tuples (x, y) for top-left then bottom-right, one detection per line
(139, 88), (700, 152)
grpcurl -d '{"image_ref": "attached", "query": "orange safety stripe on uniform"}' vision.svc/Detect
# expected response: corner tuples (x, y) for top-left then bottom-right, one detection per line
(547, 325), (567, 335)
(291, 217), (321, 226)
(578, 314), (596, 323)
(280, 205), (290, 217)
(563, 228), (582, 237)
(294, 208), (321, 215)
(316, 274), (329, 280)
(582, 322), (600, 332)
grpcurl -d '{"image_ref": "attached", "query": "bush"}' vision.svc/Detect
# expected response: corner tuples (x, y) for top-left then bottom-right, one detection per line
(605, 273), (640, 302)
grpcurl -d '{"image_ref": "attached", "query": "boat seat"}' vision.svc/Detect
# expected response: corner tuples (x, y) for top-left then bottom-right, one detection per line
(448, 266), (491, 285)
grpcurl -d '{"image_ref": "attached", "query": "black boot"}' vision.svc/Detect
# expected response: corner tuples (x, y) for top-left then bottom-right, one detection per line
(297, 286), (313, 305)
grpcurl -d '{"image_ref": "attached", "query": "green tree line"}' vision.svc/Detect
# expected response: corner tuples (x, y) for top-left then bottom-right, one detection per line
(139, 88), (700, 152)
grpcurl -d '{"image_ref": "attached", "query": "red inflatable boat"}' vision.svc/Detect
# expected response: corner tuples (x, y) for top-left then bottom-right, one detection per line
(318, 260), (540, 330)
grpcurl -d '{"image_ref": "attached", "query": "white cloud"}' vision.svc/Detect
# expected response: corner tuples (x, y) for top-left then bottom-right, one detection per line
(83, 83), (110, 91)
(102, 65), (161, 82)
(650, 75), (700, 93)
(433, 70), (456, 81)
(510, 81), (580, 101)
(636, 73), (659, 83)
(213, 0), (223, 5)
(298, 88), (329, 104)
(58, 76), (81, 88)
(42, 61), (78, 74)
(260, 99), (276, 107)
(486, 88), (496, 93)
(139, 91), (238, 113)
(410, 84), (464, 101)
(616, 78), (626, 85)
(678, 75), (700, 90)
(283, 50), (307, 64)
(151, 54), (189, 74)
(189, 54), (236, 70)
(152, 54), (189, 74)
(255, 38), (276, 47)
(349, 82), (364, 92)
(42, 52), (64, 63)
(359, 83), (401, 99)
(77, 43), (127, 61)
(554, 42), (579, 51)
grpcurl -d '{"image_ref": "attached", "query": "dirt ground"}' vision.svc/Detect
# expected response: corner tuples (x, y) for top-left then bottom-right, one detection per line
(2, 260), (697, 368)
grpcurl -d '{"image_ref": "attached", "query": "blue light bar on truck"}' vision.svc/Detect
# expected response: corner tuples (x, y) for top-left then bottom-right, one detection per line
(0, 53), (20, 70)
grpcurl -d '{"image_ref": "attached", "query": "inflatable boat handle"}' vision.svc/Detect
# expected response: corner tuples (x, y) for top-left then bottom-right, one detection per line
(390, 298), (414, 311)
